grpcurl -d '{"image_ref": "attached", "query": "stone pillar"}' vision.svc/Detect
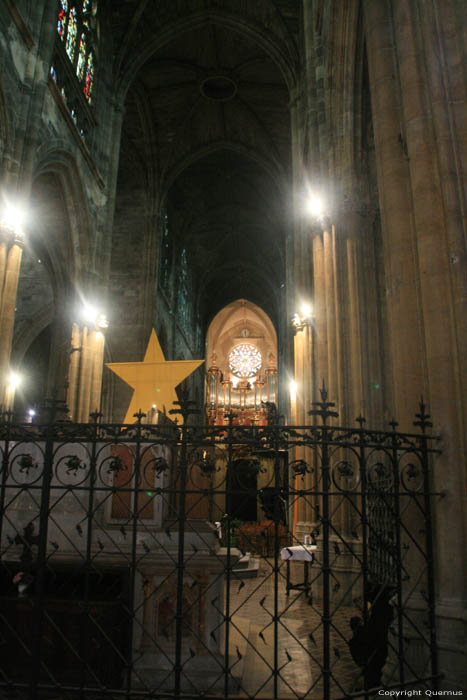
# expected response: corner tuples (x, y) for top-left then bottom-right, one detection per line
(363, 0), (426, 425)
(292, 325), (313, 531)
(76, 327), (92, 422)
(89, 329), (106, 415)
(71, 324), (107, 422)
(66, 323), (81, 421)
(324, 224), (342, 406)
(390, 0), (467, 689)
(0, 235), (7, 297)
(0, 234), (24, 406)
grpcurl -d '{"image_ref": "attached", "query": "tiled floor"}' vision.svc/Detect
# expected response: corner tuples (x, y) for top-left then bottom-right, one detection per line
(226, 558), (362, 699)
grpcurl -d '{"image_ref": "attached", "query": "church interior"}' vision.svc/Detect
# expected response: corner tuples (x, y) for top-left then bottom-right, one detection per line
(0, 0), (465, 697)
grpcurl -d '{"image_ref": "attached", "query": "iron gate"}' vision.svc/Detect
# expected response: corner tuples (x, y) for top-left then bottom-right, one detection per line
(0, 390), (441, 699)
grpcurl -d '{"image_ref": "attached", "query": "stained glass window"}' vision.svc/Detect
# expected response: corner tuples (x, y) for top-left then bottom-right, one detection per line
(65, 8), (77, 61)
(84, 52), (94, 102)
(57, 0), (68, 39)
(229, 344), (262, 378)
(160, 211), (172, 295)
(177, 248), (192, 341)
(54, 0), (97, 115)
(77, 33), (86, 81)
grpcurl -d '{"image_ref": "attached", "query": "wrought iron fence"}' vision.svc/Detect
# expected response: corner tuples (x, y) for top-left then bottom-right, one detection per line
(0, 390), (441, 699)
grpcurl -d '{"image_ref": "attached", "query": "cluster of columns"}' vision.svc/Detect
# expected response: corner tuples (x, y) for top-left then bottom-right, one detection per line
(0, 209), (107, 420)
(66, 322), (106, 422)
(290, 0), (466, 685)
(291, 212), (379, 532)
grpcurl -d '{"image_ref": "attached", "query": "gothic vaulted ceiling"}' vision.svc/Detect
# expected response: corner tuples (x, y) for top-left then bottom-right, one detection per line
(112, 0), (299, 328)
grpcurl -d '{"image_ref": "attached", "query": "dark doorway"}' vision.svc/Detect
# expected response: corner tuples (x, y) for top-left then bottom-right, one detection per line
(230, 458), (258, 521)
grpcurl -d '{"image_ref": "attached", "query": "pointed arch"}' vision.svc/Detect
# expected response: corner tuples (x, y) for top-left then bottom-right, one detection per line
(32, 144), (92, 287)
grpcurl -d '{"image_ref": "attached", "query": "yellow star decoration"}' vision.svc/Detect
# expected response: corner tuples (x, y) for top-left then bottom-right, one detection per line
(106, 329), (204, 424)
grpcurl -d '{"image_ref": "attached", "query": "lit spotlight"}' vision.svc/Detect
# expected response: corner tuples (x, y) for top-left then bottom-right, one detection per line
(290, 380), (297, 402)
(8, 372), (21, 389)
(292, 302), (314, 332)
(306, 194), (324, 219)
(97, 314), (109, 329)
(82, 302), (98, 325)
(1, 200), (26, 236)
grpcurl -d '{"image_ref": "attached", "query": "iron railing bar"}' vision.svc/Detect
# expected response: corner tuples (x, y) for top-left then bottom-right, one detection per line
(381, 627), (430, 685)
(124, 415), (143, 698)
(35, 606), (105, 689)
(320, 417), (331, 700)
(29, 404), (56, 700)
(399, 607), (432, 649)
(0, 606), (38, 655)
(223, 410), (235, 699)
(275, 617), (327, 669)
(1, 421), (441, 443)
(400, 561), (430, 606)
(221, 617), (277, 673)
(328, 570), (364, 618)
(174, 419), (188, 697)
(0, 415), (12, 577)
(0, 487), (43, 519)
(227, 568), (277, 618)
(5, 483), (441, 497)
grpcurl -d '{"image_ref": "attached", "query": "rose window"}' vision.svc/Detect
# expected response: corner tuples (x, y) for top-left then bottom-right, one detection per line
(228, 344), (262, 378)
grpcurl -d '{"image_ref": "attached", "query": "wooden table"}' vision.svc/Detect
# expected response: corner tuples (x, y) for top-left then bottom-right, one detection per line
(280, 545), (317, 597)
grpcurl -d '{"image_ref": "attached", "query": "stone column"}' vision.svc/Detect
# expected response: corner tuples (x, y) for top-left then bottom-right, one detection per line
(71, 324), (107, 422)
(66, 323), (81, 421)
(363, 0), (426, 426)
(89, 328), (106, 415)
(0, 234), (24, 405)
(0, 234), (7, 298)
(76, 327), (92, 422)
(292, 324), (313, 531)
(324, 224), (342, 406)
(391, 0), (467, 689)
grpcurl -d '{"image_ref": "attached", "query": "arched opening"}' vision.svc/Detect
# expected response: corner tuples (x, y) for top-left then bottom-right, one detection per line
(205, 298), (278, 425)
(13, 325), (52, 419)
(12, 171), (79, 411)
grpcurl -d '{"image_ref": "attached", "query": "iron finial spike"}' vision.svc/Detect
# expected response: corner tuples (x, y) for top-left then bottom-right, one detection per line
(134, 410), (146, 423)
(320, 379), (328, 402)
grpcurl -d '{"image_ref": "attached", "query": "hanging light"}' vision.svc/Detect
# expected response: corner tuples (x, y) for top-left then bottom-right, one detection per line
(306, 195), (324, 219)
(291, 302), (314, 332)
(0, 198), (26, 238)
(289, 380), (297, 402)
(7, 371), (22, 390)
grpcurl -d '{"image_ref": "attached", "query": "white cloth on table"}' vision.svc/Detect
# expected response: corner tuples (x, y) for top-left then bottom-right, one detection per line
(280, 545), (317, 562)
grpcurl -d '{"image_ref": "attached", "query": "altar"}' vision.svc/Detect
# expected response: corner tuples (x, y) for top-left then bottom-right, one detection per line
(0, 437), (238, 691)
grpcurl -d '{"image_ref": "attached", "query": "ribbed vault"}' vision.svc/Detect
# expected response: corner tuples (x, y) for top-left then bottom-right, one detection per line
(117, 11), (293, 333)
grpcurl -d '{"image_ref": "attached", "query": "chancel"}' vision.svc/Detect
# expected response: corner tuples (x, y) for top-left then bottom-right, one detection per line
(0, 1), (465, 698)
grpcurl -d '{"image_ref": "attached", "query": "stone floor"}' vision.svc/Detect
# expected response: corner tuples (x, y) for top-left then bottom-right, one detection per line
(224, 557), (362, 699)
(0, 558), (364, 700)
